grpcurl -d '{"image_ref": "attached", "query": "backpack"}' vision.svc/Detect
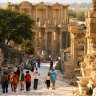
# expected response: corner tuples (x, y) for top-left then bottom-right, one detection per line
(21, 73), (25, 81)
(1, 74), (8, 82)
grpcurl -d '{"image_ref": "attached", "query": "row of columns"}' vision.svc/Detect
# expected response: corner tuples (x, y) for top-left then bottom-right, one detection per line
(34, 31), (63, 54)
(35, 7), (68, 26)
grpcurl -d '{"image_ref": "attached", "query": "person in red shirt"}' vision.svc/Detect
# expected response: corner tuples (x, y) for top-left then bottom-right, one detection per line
(12, 72), (19, 92)
(25, 71), (31, 91)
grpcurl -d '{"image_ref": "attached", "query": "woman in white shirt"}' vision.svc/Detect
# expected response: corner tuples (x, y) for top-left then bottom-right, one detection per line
(33, 68), (40, 90)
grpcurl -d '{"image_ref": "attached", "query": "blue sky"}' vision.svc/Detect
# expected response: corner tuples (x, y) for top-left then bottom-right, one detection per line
(0, 0), (92, 4)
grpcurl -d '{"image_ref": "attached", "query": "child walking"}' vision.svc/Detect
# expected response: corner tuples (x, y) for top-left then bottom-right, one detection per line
(45, 72), (50, 89)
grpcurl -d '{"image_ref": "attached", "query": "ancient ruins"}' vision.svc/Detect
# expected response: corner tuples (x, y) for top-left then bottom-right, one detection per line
(0, 0), (96, 95)
(8, 1), (70, 57)
(73, 0), (96, 95)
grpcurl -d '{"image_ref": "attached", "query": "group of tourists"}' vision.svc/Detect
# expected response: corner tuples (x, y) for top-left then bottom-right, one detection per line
(26, 57), (41, 72)
(0, 66), (40, 93)
(0, 58), (57, 94)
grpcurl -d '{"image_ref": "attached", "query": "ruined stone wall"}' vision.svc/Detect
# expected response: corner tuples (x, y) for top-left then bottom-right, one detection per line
(86, 9), (96, 55)
(0, 43), (22, 66)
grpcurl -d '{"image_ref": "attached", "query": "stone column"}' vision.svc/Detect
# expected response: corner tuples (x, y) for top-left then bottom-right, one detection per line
(35, 32), (37, 53)
(66, 7), (69, 25)
(35, 31), (41, 55)
(86, 9), (96, 54)
(69, 25), (78, 68)
(59, 31), (62, 49)
(84, 38), (87, 56)
(45, 8), (48, 25)
(45, 29), (48, 51)
(36, 7), (37, 23)
(52, 32), (56, 50)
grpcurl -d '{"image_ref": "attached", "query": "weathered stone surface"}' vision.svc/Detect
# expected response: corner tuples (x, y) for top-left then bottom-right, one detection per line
(76, 4), (96, 96)
(92, 0), (96, 11)
(0, 43), (22, 66)
(87, 8), (96, 17)
(0, 48), (4, 67)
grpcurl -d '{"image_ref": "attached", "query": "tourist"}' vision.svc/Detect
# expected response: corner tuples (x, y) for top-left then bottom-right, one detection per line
(26, 58), (30, 65)
(0, 68), (3, 82)
(28, 58), (32, 65)
(50, 60), (53, 70)
(45, 72), (50, 89)
(25, 71), (31, 91)
(10, 72), (14, 91)
(20, 70), (25, 90)
(23, 67), (27, 75)
(16, 67), (20, 79)
(33, 68), (40, 90)
(7, 66), (11, 76)
(14, 66), (18, 72)
(34, 62), (36, 69)
(50, 69), (57, 90)
(33, 58), (37, 68)
(1, 72), (9, 93)
(37, 58), (41, 68)
(12, 72), (19, 92)
(35, 62), (38, 69)
(31, 63), (34, 72)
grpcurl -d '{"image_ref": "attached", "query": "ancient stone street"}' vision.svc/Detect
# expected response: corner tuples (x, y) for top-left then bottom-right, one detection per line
(0, 63), (76, 96)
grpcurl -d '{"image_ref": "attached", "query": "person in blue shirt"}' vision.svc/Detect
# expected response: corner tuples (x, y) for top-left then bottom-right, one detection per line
(50, 69), (57, 90)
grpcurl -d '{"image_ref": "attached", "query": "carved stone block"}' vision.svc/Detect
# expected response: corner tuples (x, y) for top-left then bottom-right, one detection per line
(92, 0), (96, 11)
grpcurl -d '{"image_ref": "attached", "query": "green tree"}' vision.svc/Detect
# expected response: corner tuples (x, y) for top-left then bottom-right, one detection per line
(76, 12), (85, 21)
(21, 42), (35, 55)
(0, 9), (34, 44)
(68, 9), (77, 19)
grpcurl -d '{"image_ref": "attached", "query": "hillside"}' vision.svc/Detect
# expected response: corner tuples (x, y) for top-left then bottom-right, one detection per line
(69, 3), (93, 11)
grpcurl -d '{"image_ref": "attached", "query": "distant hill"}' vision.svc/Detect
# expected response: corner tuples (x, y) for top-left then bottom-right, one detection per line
(70, 3), (92, 7)
(69, 3), (93, 11)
